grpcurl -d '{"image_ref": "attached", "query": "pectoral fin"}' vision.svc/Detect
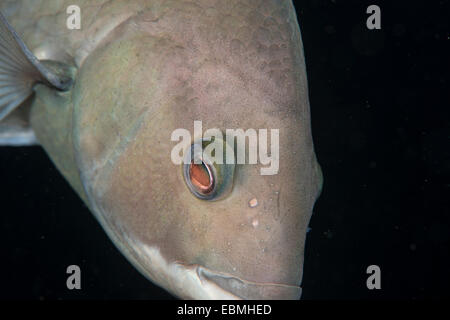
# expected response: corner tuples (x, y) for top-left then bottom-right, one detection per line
(0, 96), (37, 146)
(0, 11), (73, 122)
(0, 11), (75, 146)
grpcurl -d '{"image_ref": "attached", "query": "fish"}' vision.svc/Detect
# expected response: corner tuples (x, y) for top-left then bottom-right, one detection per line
(0, 0), (322, 299)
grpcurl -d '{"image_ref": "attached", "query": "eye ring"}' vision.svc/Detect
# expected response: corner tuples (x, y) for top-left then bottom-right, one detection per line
(183, 142), (218, 200)
(188, 160), (215, 195)
(182, 138), (235, 201)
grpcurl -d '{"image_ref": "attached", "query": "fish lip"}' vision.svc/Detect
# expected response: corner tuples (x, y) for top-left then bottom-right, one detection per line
(193, 265), (302, 300)
(115, 240), (301, 300)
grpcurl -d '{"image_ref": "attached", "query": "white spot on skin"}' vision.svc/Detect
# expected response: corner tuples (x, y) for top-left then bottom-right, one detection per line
(249, 198), (258, 208)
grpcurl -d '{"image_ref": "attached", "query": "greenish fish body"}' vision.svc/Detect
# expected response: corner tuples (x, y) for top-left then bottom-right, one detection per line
(0, 0), (322, 299)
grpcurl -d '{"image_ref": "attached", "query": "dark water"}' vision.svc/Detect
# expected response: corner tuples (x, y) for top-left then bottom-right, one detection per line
(0, 0), (448, 299)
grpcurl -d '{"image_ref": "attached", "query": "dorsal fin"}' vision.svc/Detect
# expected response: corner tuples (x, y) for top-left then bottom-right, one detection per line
(0, 11), (73, 122)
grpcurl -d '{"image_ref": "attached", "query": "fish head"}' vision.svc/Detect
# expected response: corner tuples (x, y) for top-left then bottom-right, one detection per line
(71, 4), (322, 300)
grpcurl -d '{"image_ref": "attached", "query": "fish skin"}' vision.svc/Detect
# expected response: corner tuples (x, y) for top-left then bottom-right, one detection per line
(0, 0), (148, 65)
(1, 0), (322, 299)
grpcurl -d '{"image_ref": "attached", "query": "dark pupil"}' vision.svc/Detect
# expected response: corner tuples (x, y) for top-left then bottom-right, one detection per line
(189, 161), (214, 194)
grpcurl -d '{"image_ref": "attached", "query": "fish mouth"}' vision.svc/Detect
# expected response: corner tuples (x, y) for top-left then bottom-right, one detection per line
(188, 265), (302, 300)
(116, 241), (301, 300)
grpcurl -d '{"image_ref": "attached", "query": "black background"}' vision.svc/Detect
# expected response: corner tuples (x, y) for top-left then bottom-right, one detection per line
(0, 0), (448, 300)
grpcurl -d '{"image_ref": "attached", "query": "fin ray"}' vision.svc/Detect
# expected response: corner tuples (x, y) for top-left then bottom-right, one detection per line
(0, 88), (29, 116)
(0, 11), (73, 122)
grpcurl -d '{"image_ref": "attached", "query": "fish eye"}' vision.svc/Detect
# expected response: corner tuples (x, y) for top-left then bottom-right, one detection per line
(189, 160), (215, 196)
(183, 139), (235, 201)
